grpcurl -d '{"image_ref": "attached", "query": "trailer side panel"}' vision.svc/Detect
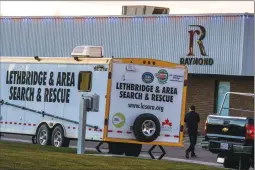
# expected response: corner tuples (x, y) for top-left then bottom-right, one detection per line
(0, 61), (109, 141)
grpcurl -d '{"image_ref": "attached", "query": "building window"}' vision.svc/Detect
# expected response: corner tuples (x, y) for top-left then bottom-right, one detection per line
(215, 81), (230, 116)
(78, 71), (92, 92)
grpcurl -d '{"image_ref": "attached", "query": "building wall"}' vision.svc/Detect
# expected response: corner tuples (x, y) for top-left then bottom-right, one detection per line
(242, 16), (255, 76)
(229, 77), (254, 118)
(186, 74), (254, 134)
(0, 14), (254, 76)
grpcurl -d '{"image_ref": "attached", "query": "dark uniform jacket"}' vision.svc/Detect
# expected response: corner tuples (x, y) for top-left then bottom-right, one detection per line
(184, 111), (200, 134)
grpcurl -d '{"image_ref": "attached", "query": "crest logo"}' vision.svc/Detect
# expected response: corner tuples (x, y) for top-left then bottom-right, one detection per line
(142, 72), (154, 84)
(155, 69), (168, 84)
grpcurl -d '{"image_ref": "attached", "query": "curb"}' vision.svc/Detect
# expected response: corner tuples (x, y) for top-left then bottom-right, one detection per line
(184, 136), (204, 138)
(1, 137), (202, 145)
(86, 153), (223, 168)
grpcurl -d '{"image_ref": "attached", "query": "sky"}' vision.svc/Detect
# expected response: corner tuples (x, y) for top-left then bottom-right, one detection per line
(0, 1), (254, 16)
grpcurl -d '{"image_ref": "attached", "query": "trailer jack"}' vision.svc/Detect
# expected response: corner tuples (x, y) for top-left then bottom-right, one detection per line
(32, 136), (37, 144)
(95, 142), (166, 160)
(147, 145), (166, 160)
(96, 141), (104, 153)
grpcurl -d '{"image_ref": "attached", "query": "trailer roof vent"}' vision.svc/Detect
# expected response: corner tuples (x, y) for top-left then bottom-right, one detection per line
(71, 46), (103, 58)
(122, 5), (170, 15)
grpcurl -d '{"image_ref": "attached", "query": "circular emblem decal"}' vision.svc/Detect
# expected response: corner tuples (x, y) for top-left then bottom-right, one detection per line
(112, 112), (126, 128)
(155, 69), (168, 84)
(142, 72), (154, 84)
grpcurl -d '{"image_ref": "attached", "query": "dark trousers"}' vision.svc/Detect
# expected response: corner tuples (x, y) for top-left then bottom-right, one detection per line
(186, 131), (197, 154)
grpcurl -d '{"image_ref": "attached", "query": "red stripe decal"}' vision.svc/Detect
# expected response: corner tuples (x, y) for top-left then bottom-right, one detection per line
(126, 131), (132, 134)
(28, 124), (31, 126)
(174, 135), (179, 138)
(165, 134), (170, 137)
(99, 129), (102, 132)
(14, 122), (17, 125)
(23, 123), (26, 125)
(117, 130), (122, 133)
(108, 130), (113, 132)
(94, 129), (97, 131)
(88, 128), (92, 131)
(33, 124), (36, 126)
(0, 122), (3, 124)
(9, 122), (12, 124)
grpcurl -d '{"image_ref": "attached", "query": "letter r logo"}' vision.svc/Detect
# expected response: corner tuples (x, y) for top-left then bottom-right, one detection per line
(187, 25), (207, 56)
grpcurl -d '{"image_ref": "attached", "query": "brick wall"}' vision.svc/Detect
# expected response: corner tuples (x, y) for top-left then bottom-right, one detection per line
(229, 77), (254, 118)
(184, 74), (254, 135)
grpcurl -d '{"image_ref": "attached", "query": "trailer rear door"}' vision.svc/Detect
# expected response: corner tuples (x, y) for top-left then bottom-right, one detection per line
(104, 59), (187, 147)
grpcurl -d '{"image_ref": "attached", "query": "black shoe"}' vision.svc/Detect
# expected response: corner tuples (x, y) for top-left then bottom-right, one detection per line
(185, 151), (189, 159)
(191, 153), (197, 157)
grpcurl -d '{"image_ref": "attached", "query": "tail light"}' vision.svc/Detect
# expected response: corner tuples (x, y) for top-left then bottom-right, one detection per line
(204, 119), (208, 136)
(245, 124), (254, 140)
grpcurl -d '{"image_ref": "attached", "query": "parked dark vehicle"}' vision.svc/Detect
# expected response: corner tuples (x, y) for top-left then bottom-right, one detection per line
(201, 92), (254, 170)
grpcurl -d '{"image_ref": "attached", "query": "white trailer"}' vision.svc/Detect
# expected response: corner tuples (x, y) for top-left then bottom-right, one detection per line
(0, 46), (188, 158)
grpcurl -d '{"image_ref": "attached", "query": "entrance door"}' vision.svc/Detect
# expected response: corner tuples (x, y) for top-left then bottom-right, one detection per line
(216, 81), (230, 116)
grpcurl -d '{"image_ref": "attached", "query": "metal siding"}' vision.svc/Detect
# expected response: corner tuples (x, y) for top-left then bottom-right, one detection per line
(242, 16), (254, 76)
(0, 15), (253, 75)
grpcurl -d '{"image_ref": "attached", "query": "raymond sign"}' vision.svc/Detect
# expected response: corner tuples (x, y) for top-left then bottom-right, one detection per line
(180, 25), (214, 66)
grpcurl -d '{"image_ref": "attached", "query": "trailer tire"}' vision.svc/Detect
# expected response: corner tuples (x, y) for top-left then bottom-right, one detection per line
(108, 142), (125, 155)
(36, 124), (51, 146)
(124, 143), (142, 157)
(51, 125), (70, 148)
(133, 113), (160, 142)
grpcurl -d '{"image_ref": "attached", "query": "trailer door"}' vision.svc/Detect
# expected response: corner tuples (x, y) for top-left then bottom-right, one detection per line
(104, 59), (187, 147)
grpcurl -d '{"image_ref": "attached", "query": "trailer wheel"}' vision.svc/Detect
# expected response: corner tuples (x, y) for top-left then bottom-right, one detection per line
(133, 113), (160, 142)
(108, 142), (125, 155)
(36, 124), (51, 146)
(51, 125), (70, 148)
(124, 143), (142, 157)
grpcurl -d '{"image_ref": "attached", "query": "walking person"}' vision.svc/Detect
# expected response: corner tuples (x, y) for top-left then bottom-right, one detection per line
(184, 105), (200, 159)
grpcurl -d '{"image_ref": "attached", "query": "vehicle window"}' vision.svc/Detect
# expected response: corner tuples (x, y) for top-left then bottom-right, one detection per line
(78, 71), (92, 92)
